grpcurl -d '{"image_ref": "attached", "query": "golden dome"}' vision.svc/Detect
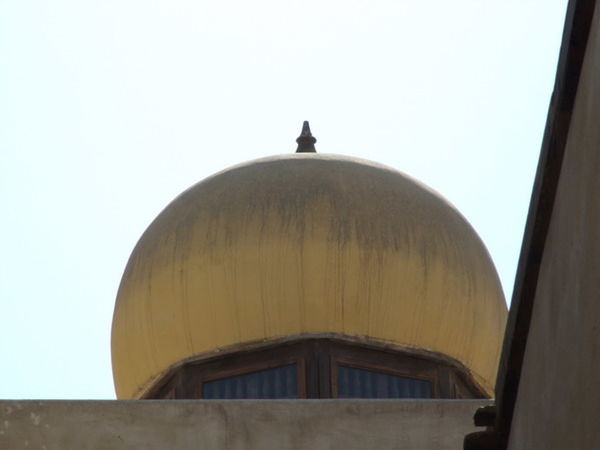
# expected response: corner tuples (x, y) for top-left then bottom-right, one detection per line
(111, 153), (507, 399)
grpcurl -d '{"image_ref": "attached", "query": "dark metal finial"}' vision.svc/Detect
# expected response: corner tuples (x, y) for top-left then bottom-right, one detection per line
(295, 121), (317, 153)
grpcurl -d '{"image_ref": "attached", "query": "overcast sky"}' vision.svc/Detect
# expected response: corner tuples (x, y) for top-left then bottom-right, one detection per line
(0, 0), (568, 399)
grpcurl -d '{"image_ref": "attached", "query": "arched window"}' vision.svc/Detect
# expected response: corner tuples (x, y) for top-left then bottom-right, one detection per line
(147, 338), (487, 400)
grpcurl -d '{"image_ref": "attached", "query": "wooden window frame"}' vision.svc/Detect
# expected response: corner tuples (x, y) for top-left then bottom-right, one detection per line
(326, 340), (441, 398)
(147, 338), (486, 400)
(331, 358), (438, 399)
(196, 358), (307, 399)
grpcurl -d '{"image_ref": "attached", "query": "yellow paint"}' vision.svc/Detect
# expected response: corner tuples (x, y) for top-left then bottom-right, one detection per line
(111, 154), (508, 399)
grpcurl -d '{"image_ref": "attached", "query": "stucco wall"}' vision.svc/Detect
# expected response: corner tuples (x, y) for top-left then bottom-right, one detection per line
(507, 3), (600, 449)
(0, 399), (487, 450)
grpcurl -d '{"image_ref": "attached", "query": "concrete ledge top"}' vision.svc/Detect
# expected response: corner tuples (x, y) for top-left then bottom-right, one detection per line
(0, 399), (491, 450)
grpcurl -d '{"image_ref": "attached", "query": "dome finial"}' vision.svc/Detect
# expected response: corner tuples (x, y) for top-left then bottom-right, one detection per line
(295, 121), (317, 153)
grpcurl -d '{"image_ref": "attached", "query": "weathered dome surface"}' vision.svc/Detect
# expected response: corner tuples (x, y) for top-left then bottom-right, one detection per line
(111, 154), (507, 399)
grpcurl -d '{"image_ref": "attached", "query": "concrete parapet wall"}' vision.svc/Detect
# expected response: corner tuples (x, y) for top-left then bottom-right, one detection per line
(0, 399), (488, 449)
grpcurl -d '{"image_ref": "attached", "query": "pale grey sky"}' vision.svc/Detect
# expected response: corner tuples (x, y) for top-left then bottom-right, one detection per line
(0, 0), (568, 398)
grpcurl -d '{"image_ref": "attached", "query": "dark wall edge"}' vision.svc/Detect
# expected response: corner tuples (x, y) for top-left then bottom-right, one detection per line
(493, 0), (597, 449)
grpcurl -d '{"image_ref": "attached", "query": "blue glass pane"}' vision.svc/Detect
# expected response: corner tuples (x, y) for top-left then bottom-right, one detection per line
(203, 364), (298, 399)
(338, 366), (432, 398)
